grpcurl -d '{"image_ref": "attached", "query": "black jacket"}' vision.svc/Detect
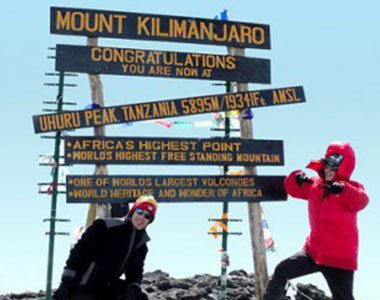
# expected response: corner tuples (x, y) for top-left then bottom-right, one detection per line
(61, 218), (150, 292)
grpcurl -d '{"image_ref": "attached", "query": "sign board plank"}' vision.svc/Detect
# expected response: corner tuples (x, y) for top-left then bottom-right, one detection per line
(64, 136), (284, 166)
(33, 86), (306, 134)
(51, 7), (270, 49)
(55, 44), (271, 83)
(66, 175), (287, 203)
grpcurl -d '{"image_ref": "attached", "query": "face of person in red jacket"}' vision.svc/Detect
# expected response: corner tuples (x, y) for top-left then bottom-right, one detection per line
(323, 154), (343, 182)
(131, 208), (152, 230)
(324, 165), (336, 182)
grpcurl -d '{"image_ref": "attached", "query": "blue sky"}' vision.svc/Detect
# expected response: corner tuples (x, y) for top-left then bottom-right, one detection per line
(0, 0), (379, 299)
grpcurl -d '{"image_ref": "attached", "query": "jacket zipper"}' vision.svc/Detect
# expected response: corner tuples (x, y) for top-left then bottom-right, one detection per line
(118, 227), (136, 276)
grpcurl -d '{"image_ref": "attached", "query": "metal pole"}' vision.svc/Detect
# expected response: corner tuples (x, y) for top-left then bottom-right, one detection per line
(219, 81), (231, 300)
(45, 71), (64, 300)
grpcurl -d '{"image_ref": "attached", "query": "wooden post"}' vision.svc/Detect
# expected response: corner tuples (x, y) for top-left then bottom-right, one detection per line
(85, 37), (110, 228)
(234, 47), (269, 300)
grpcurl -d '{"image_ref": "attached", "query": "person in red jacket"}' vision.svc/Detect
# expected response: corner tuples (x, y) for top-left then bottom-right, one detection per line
(264, 141), (369, 300)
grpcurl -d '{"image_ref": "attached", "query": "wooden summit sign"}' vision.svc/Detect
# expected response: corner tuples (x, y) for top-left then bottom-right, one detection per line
(66, 175), (287, 203)
(33, 86), (306, 133)
(51, 7), (270, 49)
(55, 44), (271, 83)
(64, 136), (284, 166)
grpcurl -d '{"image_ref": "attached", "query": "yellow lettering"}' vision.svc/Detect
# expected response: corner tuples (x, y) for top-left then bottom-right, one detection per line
(85, 13), (99, 33)
(71, 12), (85, 32)
(173, 20), (187, 37)
(275, 89), (288, 104)
(146, 51), (157, 64)
(137, 16), (150, 36)
(285, 88), (301, 102)
(187, 21), (200, 39)
(135, 50), (145, 64)
(199, 22), (213, 40)
(156, 18), (169, 37)
(226, 56), (236, 70)
(228, 25), (241, 43)
(252, 27), (265, 45)
(240, 25), (252, 44)
(124, 140), (134, 150)
(214, 24), (227, 41)
(98, 13), (112, 33)
(91, 47), (102, 61)
(113, 14), (127, 34)
(56, 10), (71, 31)
(176, 67), (198, 77)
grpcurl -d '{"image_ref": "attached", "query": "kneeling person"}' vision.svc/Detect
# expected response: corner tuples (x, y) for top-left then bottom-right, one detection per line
(54, 195), (158, 300)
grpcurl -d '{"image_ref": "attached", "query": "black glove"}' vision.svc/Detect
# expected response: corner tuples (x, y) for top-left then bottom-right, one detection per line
(295, 172), (313, 187)
(325, 182), (344, 194)
(53, 281), (72, 300)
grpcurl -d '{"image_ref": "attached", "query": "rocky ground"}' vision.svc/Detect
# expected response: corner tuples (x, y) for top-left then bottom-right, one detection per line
(0, 270), (331, 300)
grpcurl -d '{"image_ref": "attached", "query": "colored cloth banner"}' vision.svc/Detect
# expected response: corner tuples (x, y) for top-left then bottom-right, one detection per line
(209, 213), (229, 239)
(262, 213), (275, 252)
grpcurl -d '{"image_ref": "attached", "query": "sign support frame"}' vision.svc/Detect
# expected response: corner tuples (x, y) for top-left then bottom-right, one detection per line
(84, 37), (111, 230)
(219, 79), (232, 300)
(45, 71), (65, 300)
(236, 47), (269, 300)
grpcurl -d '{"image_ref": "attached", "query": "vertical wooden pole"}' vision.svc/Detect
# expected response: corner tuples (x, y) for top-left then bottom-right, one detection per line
(234, 47), (268, 300)
(85, 37), (110, 227)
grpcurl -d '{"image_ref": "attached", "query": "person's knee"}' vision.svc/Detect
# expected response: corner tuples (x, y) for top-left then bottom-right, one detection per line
(272, 260), (290, 281)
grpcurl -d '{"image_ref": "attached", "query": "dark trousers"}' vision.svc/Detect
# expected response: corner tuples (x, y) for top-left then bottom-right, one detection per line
(68, 281), (148, 300)
(69, 291), (148, 300)
(264, 251), (354, 300)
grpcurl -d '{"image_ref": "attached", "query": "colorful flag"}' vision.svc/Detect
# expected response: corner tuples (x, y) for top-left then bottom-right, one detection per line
(214, 9), (228, 21)
(153, 119), (173, 128)
(220, 9), (228, 21)
(262, 214), (275, 252)
(209, 213), (229, 239)
(172, 121), (193, 128)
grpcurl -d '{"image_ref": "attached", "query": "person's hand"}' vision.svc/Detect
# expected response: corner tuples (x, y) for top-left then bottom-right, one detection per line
(325, 182), (344, 194)
(295, 172), (313, 187)
(53, 281), (72, 300)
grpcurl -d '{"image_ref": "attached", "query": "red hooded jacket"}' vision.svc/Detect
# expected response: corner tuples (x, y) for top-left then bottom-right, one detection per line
(284, 142), (369, 270)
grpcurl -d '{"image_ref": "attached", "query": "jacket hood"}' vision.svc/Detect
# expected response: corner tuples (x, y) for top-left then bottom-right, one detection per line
(306, 141), (356, 180)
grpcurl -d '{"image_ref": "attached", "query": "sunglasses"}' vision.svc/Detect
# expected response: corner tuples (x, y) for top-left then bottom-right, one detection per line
(135, 208), (153, 221)
(323, 154), (343, 170)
